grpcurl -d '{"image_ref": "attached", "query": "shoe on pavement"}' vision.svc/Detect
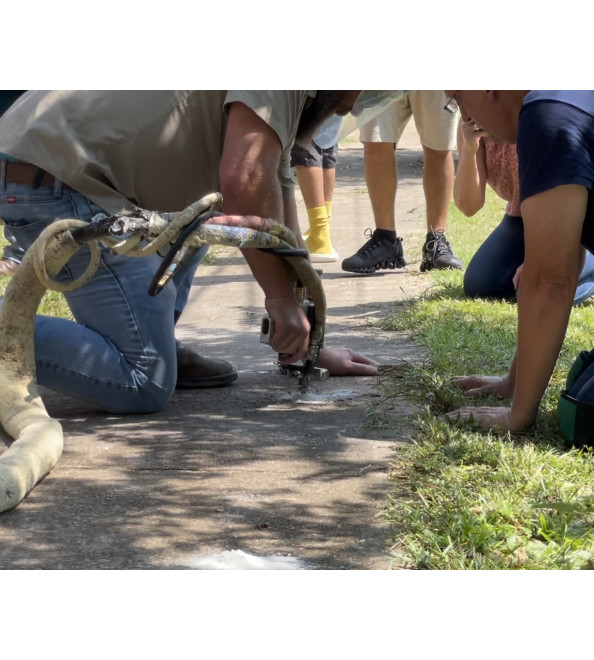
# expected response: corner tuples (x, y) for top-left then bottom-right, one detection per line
(341, 228), (406, 274)
(0, 258), (20, 276)
(305, 232), (339, 263)
(420, 230), (463, 272)
(176, 343), (238, 389)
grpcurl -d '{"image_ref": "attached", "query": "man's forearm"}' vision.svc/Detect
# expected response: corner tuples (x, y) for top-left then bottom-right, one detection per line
(511, 276), (575, 429)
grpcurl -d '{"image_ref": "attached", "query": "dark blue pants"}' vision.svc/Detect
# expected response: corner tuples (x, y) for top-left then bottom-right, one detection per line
(464, 213), (594, 306)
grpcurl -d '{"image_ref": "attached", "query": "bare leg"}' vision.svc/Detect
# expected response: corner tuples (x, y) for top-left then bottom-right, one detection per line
(295, 166), (325, 209)
(341, 141), (406, 273)
(422, 146), (454, 233)
(364, 141), (397, 231)
(295, 165), (338, 262)
(420, 146), (462, 271)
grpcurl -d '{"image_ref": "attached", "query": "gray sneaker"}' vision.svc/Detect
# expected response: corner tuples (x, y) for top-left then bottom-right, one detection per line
(420, 230), (463, 272)
(341, 229), (407, 274)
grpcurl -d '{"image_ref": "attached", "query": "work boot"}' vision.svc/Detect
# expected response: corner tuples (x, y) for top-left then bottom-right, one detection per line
(0, 258), (20, 276)
(341, 228), (406, 274)
(176, 343), (238, 389)
(420, 230), (463, 272)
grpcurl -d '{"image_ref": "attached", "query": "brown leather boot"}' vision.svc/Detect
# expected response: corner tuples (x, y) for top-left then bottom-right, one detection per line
(176, 343), (238, 389)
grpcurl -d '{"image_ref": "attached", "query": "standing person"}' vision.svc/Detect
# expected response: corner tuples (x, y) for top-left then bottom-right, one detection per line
(454, 114), (594, 305)
(0, 90), (25, 275)
(0, 90), (378, 415)
(290, 119), (340, 263)
(341, 90), (463, 274)
(445, 91), (594, 447)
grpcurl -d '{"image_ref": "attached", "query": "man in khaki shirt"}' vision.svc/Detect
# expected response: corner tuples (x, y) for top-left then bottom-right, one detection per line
(0, 90), (376, 413)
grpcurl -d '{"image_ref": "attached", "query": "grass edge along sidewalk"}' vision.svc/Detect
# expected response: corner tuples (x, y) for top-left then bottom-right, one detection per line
(377, 192), (594, 570)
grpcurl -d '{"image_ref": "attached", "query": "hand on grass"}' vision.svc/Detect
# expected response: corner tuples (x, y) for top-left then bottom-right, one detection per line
(318, 346), (379, 376)
(449, 374), (514, 399)
(447, 405), (518, 433)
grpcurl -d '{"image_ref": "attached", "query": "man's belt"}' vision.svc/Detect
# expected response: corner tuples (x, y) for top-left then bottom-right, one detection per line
(4, 161), (71, 190)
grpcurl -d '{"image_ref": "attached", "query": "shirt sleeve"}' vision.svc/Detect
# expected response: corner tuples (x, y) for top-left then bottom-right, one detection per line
(518, 99), (594, 203)
(224, 91), (309, 194)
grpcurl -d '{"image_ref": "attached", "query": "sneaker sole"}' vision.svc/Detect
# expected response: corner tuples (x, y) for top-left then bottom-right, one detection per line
(342, 258), (407, 274)
(309, 252), (339, 263)
(420, 261), (463, 272)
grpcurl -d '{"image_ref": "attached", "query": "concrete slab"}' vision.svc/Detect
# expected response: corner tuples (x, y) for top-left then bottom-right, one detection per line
(0, 122), (435, 570)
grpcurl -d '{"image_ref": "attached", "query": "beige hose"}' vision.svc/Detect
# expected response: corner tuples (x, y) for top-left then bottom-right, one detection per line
(0, 199), (325, 512)
(0, 220), (90, 512)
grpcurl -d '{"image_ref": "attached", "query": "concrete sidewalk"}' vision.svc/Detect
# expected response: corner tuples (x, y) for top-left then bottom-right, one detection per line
(0, 124), (435, 570)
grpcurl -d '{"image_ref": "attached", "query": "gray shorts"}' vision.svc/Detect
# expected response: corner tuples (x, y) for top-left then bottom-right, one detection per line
(359, 90), (457, 151)
(291, 141), (338, 169)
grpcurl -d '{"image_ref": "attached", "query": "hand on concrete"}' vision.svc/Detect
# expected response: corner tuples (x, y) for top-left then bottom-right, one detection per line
(318, 346), (379, 376)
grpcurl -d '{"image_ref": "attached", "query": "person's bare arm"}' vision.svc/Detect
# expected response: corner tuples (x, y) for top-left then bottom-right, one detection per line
(453, 118), (489, 217)
(449, 185), (587, 432)
(219, 101), (309, 362)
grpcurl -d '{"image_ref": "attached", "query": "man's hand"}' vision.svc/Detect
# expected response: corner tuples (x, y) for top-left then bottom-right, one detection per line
(266, 297), (310, 363)
(446, 406), (520, 433)
(449, 374), (514, 399)
(317, 346), (378, 376)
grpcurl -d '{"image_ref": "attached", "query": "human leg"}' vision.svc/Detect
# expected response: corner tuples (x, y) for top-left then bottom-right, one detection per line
(574, 250), (594, 306)
(410, 91), (462, 271)
(0, 177), (234, 413)
(341, 100), (410, 274)
(463, 214), (525, 299)
(291, 142), (338, 262)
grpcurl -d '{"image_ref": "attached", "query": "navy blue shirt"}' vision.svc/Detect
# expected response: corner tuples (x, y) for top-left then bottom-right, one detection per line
(517, 91), (594, 252)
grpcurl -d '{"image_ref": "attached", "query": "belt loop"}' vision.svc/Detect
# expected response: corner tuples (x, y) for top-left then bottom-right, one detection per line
(0, 160), (6, 192)
(53, 178), (62, 198)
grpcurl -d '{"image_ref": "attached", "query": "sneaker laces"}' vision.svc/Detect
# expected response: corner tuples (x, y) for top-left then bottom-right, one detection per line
(425, 230), (452, 257)
(357, 227), (381, 254)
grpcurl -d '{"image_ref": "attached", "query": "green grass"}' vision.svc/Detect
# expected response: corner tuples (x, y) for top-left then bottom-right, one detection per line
(0, 236), (73, 318)
(378, 190), (594, 570)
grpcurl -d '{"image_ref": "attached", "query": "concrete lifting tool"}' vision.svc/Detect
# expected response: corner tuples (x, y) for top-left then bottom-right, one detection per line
(0, 193), (326, 512)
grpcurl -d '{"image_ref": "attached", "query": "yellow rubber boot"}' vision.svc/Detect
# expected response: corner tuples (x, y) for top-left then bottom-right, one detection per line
(304, 206), (338, 263)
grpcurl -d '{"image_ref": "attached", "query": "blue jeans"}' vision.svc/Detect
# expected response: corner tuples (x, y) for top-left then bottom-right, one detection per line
(464, 213), (594, 306)
(0, 169), (206, 413)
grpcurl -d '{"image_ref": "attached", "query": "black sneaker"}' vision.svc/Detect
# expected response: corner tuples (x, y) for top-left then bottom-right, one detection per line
(420, 230), (463, 272)
(341, 229), (407, 274)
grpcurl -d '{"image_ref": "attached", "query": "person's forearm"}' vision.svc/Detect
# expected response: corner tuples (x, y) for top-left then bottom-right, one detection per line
(222, 168), (296, 299)
(510, 273), (575, 429)
(453, 145), (485, 217)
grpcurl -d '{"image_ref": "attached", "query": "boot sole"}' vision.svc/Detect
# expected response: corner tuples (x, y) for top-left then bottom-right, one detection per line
(176, 371), (238, 389)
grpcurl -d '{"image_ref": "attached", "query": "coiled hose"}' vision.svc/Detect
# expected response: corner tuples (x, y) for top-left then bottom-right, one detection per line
(0, 195), (325, 512)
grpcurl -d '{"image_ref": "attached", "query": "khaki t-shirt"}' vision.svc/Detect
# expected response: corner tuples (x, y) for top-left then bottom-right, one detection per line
(0, 90), (313, 214)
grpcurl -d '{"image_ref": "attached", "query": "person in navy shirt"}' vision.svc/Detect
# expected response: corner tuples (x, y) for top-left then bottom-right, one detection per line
(443, 91), (594, 443)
